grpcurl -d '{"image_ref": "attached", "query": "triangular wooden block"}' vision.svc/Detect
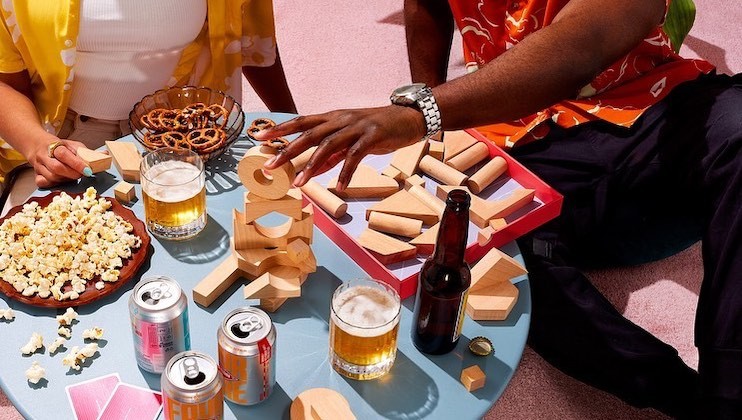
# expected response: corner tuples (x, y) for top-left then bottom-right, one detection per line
(244, 265), (302, 299)
(489, 188), (536, 219)
(390, 140), (429, 178)
(466, 282), (519, 321)
(443, 130), (478, 163)
(327, 163), (399, 198)
(365, 189), (439, 225)
(409, 223), (439, 255)
(357, 229), (416, 265)
(243, 188), (303, 224)
(470, 247), (528, 293)
(77, 148), (112, 173)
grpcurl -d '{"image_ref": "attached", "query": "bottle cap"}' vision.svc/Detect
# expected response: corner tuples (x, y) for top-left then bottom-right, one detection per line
(468, 336), (494, 356)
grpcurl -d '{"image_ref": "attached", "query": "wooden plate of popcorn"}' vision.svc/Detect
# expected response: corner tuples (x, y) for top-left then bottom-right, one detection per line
(0, 189), (151, 308)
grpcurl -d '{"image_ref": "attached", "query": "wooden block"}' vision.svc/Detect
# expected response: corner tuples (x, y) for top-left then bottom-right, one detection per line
(403, 174), (425, 190)
(368, 211), (423, 238)
(300, 180), (347, 219)
(290, 388), (356, 420)
(287, 238), (311, 264)
(466, 282), (519, 321)
(76, 148), (112, 173)
(365, 189), (439, 225)
(437, 185), (534, 228)
(429, 131), (443, 142)
(327, 163), (399, 198)
(470, 247), (528, 293)
(287, 205), (314, 244)
(409, 223), (439, 255)
(243, 265), (302, 299)
(490, 218), (507, 230)
(460, 365), (486, 392)
(235, 247), (291, 278)
(428, 139), (444, 161)
(357, 229), (417, 265)
(476, 218), (507, 246)
(407, 185), (445, 218)
(260, 297), (289, 312)
(468, 156), (507, 194)
(381, 165), (405, 183)
(290, 146), (317, 173)
(106, 141), (141, 182)
(488, 188), (536, 219)
(443, 130), (478, 162)
(446, 142), (490, 172)
(113, 181), (136, 203)
(238, 146), (296, 200)
(233, 210), (288, 250)
(193, 253), (243, 307)
(419, 155), (468, 186)
(390, 140), (429, 178)
(244, 188), (303, 223)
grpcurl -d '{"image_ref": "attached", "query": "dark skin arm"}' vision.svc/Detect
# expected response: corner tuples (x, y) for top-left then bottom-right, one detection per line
(258, 0), (665, 191)
(0, 72), (90, 187)
(405, 0), (454, 87)
(242, 49), (297, 113)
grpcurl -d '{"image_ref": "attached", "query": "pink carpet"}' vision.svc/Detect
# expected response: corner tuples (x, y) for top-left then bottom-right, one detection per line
(2, 1), (739, 419)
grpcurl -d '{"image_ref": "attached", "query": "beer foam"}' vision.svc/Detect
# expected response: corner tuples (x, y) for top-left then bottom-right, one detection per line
(332, 285), (399, 337)
(144, 161), (202, 202)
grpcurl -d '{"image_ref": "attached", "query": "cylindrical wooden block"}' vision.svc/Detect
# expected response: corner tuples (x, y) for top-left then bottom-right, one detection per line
(419, 155), (468, 186)
(238, 146), (296, 199)
(467, 156), (507, 194)
(368, 211), (423, 238)
(408, 185), (445, 216)
(300, 180), (348, 219)
(290, 146), (317, 173)
(446, 142), (490, 172)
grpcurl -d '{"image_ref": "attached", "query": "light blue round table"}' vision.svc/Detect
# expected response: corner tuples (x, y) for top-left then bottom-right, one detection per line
(0, 113), (530, 420)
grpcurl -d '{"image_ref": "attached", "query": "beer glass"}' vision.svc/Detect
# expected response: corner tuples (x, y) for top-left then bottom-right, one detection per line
(329, 278), (401, 380)
(140, 148), (206, 240)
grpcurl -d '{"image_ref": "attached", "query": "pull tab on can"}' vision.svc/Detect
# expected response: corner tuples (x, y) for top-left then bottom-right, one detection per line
(230, 315), (262, 339)
(182, 356), (206, 385)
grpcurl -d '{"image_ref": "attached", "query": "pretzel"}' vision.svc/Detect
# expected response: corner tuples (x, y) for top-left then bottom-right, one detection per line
(262, 137), (289, 150)
(186, 128), (225, 153)
(250, 118), (276, 130)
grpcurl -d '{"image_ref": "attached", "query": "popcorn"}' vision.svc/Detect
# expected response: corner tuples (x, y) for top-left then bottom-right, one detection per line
(0, 308), (14, 320)
(48, 337), (67, 354)
(62, 343), (99, 371)
(82, 327), (104, 341)
(25, 361), (45, 384)
(56, 307), (78, 325)
(0, 188), (142, 301)
(58, 326), (72, 339)
(20, 332), (44, 355)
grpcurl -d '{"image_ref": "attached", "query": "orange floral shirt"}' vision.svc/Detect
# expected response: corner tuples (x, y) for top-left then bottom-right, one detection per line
(449, 0), (715, 148)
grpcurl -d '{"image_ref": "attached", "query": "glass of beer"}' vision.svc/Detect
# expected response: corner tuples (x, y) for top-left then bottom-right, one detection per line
(140, 147), (207, 240)
(329, 278), (401, 380)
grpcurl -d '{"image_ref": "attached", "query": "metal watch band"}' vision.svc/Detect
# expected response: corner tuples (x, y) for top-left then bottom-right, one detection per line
(417, 87), (442, 138)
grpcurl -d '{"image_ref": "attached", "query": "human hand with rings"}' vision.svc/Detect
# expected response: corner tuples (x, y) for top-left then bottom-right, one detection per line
(26, 134), (94, 188)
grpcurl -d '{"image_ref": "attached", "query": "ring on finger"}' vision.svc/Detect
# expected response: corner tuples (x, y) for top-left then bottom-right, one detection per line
(47, 141), (64, 158)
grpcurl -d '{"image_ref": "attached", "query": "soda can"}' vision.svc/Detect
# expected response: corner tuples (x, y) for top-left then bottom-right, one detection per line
(129, 275), (191, 373)
(162, 351), (224, 420)
(217, 307), (276, 405)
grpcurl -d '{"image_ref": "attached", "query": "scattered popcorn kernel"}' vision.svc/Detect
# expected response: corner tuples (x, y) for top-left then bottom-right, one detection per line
(20, 333), (44, 355)
(49, 337), (67, 354)
(62, 343), (99, 371)
(82, 327), (104, 341)
(58, 327), (72, 339)
(25, 362), (45, 384)
(0, 308), (14, 321)
(56, 307), (78, 326)
(62, 347), (80, 371)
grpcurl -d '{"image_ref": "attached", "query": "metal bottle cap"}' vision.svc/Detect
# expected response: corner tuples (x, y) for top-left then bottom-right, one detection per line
(468, 336), (494, 356)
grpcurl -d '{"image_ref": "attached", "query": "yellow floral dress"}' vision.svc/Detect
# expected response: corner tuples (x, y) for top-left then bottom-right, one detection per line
(0, 0), (278, 179)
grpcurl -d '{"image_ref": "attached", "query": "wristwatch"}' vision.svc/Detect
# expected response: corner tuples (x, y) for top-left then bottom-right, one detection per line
(390, 83), (442, 139)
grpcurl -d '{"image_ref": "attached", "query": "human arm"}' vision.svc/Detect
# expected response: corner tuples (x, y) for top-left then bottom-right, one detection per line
(242, 49), (297, 113)
(404, 0), (454, 87)
(0, 72), (90, 187)
(259, 0), (666, 190)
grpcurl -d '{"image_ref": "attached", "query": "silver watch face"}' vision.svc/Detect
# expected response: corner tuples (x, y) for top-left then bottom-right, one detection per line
(391, 83), (427, 105)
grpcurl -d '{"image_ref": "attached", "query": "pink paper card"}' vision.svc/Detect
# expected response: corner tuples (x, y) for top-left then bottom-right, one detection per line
(65, 373), (121, 420)
(97, 383), (163, 420)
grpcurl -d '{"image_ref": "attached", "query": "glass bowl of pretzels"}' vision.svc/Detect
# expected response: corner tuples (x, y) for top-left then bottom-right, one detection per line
(129, 86), (245, 161)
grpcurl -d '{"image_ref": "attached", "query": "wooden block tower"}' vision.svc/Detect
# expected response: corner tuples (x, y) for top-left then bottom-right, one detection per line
(193, 145), (317, 311)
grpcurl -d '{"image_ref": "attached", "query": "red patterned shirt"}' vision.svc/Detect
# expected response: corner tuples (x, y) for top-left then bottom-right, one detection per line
(448, 0), (715, 147)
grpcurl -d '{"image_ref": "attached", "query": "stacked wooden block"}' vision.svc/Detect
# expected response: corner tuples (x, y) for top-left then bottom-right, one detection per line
(192, 146), (317, 311)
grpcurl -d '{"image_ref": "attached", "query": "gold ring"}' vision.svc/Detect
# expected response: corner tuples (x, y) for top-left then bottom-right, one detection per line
(47, 141), (63, 158)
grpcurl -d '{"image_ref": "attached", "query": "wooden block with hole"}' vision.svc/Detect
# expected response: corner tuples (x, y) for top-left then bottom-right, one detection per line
(243, 188), (303, 223)
(443, 130), (479, 163)
(243, 265), (302, 299)
(470, 247), (528, 293)
(390, 140), (429, 178)
(428, 139), (444, 160)
(193, 253), (244, 307)
(76, 148), (112, 173)
(466, 282), (519, 321)
(106, 141), (141, 182)
(404, 174), (425, 190)
(409, 223), (439, 255)
(365, 189), (439, 225)
(460, 365), (486, 392)
(290, 388), (357, 420)
(113, 181), (136, 203)
(357, 229), (417, 265)
(327, 163), (399, 198)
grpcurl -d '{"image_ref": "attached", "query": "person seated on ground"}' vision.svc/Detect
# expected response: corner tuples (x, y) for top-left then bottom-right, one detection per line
(256, 0), (741, 417)
(0, 0), (296, 213)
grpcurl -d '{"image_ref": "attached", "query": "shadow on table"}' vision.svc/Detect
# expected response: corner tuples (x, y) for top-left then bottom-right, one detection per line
(227, 383), (293, 420)
(343, 351), (439, 419)
(268, 267), (339, 326)
(157, 215), (231, 264)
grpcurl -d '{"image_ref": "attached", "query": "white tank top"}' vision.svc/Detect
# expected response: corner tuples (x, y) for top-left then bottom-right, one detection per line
(69, 0), (208, 120)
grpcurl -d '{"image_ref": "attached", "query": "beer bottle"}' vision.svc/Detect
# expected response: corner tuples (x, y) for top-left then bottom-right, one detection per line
(411, 189), (471, 355)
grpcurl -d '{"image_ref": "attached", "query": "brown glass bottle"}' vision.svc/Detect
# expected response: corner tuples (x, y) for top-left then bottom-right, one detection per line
(411, 189), (471, 355)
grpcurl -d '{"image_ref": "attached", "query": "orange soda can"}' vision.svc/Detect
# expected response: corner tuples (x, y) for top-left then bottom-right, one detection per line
(161, 351), (223, 420)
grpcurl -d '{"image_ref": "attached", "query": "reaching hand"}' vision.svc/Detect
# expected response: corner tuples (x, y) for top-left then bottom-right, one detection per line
(256, 105), (426, 191)
(27, 137), (93, 188)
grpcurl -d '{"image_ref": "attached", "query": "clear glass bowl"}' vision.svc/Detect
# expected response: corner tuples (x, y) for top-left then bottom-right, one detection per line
(129, 86), (245, 161)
